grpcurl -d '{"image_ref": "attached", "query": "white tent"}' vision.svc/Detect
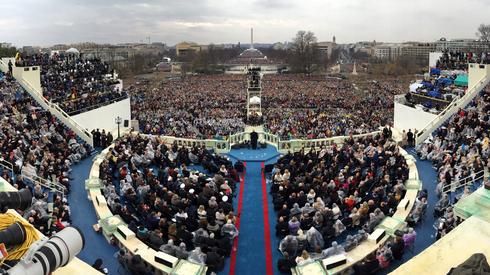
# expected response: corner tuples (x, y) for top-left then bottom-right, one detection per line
(249, 96), (261, 104)
(66, 48), (80, 54)
(409, 82), (424, 93)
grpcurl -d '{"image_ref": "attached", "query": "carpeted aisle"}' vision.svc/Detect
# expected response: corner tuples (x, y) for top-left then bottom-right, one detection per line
(230, 161), (269, 275)
(222, 146), (281, 275)
(381, 148), (440, 273)
(68, 157), (123, 274)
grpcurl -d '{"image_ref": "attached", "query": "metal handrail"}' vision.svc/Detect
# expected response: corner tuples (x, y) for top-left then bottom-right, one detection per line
(0, 159), (14, 178)
(442, 169), (486, 194)
(15, 77), (93, 145)
(65, 94), (129, 116)
(0, 160), (66, 195)
(415, 74), (489, 145)
(22, 172), (67, 195)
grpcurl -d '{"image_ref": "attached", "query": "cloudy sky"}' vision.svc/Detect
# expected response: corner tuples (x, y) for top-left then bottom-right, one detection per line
(1, 0), (489, 47)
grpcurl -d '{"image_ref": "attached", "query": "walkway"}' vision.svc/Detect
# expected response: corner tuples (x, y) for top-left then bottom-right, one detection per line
(68, 157), (123, 274)
(382, 148), (440, 273)
(222, 145), (282, 275)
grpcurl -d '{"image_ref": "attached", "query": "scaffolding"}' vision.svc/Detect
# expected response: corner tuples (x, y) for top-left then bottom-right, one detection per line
(246, 66), (262, 121)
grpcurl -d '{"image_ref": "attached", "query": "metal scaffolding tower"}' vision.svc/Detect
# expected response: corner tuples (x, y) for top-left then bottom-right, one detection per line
(246, 66), (262, 121)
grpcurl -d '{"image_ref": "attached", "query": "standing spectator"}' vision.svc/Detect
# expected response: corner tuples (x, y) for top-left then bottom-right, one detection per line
(407, 129), (414, 147)
(8, 60), (13, 75)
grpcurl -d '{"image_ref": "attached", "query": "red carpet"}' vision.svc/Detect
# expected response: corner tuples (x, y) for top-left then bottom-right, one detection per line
(229, 162), (246, 275)
(261, 162), (274, 275)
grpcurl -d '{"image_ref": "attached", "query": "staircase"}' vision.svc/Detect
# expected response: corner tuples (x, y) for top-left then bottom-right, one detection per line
(0, 58), (93, 147)
(415, 66), (490, 145)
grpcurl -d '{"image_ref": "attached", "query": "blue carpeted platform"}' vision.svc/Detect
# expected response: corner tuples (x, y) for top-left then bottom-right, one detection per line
(68, 157), (125, 274)
(228, 145), (282, 162)
(380, 148), (440, 273)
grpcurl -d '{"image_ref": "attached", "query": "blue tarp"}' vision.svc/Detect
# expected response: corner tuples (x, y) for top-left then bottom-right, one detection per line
(428, 90), (441, 98)
(430, 68), (441, 75)
(422, 81), (434, 90)
(454, 74), (468, 87)
(436, 78), (453, 87)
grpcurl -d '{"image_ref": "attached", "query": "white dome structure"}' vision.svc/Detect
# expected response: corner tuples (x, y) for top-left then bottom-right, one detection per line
(66, 47), (80, 54)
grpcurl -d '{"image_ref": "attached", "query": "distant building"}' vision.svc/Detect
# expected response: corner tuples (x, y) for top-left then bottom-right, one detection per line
(0, 42), (13, 48)
(435, 38), (489, 52)
(374, 44), (403, 60)
(359, 47), (375, 56)
(401, 43), (436, 61)
(272, 42), (286, 50)
(316, 41), (336, 59)
(176, 42), (202, 56)
(374, 46), (391, 59)
(224, 28), (284, 74)
(21, 46), (41, 55)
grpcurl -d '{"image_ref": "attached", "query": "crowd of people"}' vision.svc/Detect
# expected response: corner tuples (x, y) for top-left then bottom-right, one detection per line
(435, 50), (490, 71)
(405, 76), (465, 112)
(14, 52), (128, 115)
(269, 131), (413, 272)
(98, 134), (244, 273)
(262, 76), (402, 139)
(132, 74), (405, 140)
(416, 86), (490, 204)
(132, 75), (247, 139)
(0, 73), (90, 237)
(91, 128), (114, 149)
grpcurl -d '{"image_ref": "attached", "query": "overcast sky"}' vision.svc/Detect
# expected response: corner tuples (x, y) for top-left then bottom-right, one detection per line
(1, 0), (489, 47)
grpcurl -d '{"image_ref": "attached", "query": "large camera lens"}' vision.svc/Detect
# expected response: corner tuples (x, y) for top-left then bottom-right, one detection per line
(7, 227), (85, 275)
(0, 189), (32, 211)
(0, 222), (26, 247)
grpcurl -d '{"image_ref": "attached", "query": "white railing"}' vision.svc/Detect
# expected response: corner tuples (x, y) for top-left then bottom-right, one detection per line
(0, 61), (93, 146)
(0, 160), (66, 196)
(443, 169), (486, 195)
(415, 74), (490, 145)
(227, 129), (383, 154)
(15, 77), (94, 146)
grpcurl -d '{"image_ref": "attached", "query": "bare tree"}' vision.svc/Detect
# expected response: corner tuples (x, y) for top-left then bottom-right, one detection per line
(476, 23), (490, 49)
(290, 30), (320, 73)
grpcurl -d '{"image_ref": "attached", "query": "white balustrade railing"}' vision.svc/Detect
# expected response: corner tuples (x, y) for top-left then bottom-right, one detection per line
(12, 71), (94, 146)
(415, 74), (490, 145)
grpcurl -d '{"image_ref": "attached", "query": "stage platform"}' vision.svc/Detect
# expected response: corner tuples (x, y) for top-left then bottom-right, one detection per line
(392, 215), (490, 274)
(228, 144), (282, 162)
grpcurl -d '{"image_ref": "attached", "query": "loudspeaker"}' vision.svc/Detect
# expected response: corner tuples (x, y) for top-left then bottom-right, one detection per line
(154, 251), (178, 268)
(368, 228), (386, 244)
(324, 254), (347, 270)
(397, 198), (410, 210)
(96, 195), (107, 206)
(124, 120), (129, 127)
(116, 225), (135, 240)
(394, 229), (404, 237)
